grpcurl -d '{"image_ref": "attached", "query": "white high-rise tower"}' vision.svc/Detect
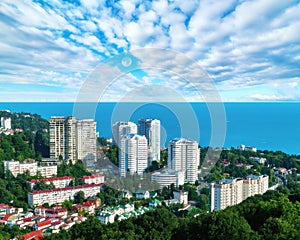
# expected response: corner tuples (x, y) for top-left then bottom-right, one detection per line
(112, 121), (137, 146)
(119, 134), (148, 177)
(138, 118), (161, 164)
(168, 138), (200, 184)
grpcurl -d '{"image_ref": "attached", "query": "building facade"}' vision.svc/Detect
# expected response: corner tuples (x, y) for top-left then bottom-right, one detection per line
(1, 117), (11, 129)
(112, 121), (137, 146)
(29, 176), (74, 190)
(168, 138), (200, 183)
(151, 169), (184, 188)
(28, 184), (102, 208)
(119, 134), (148, 177)
(49, 116), (97, 163)
(210, 175), (269, 212)
(82, 174), (105, 185)
(138, 118), (161, 164)
(3, 160), (57, 178)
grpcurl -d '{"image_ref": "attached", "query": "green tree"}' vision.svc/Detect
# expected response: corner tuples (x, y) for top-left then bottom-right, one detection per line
(74, 191), (85, 204)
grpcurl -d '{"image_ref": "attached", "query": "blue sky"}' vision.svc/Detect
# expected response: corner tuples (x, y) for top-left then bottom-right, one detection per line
(0, 0), (300, 102)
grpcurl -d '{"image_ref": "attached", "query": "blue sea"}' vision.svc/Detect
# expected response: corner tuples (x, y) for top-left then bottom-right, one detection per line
(1, 102), (300, 155)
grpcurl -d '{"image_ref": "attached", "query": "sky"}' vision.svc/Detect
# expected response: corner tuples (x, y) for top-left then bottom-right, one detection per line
(0, 0), (300, 102)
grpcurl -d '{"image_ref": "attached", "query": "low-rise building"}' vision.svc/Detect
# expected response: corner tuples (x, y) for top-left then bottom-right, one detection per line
(238, 144), (257, 152)
(82, 174), (105, 185)
(151, 169), (184, 188)
(173, 190), (188, 205)
(3, 160), (57, 178)
(29, 176), (73, 189)
(135, 190), (150, 199)
(28, 184), (102, 208)
(250, 157), (267, 164)
(37, 165), (57, 178)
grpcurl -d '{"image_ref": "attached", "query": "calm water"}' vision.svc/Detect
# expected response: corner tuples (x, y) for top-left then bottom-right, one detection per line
(1, 102), (300, 155)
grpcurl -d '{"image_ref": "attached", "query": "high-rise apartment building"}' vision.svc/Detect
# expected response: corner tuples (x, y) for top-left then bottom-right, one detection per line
(112, 121), (137, 146)
(49, 116), (97, 163)
(168, 138), (200, 184)
(210, 175), (269, 212)
(119, 134), (148, 177)
(138, 118), (161, 164)
(76, 119), (97, 162)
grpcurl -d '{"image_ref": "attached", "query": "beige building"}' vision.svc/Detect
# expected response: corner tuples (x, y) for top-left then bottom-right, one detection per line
(210, 175), (269, 211)
(3, 160), (57, 178)
(49, 116), (97, 163)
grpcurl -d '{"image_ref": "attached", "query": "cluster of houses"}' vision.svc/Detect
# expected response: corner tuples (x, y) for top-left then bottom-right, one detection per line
(0, 202), (92, 239)
(97, 201), (160, 224)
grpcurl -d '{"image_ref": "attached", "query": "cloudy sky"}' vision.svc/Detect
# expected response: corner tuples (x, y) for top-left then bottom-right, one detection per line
(0, 0), (300, 102)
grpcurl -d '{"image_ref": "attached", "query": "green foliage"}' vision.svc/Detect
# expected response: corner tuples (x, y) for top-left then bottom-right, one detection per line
(104, 145), (118, 166)
(44, 191), (300, 240)
(0, 111), (49, 132)
(62, 200), (73, 211)
(33, 181), (55, 191)
(160, 148), (168, 167)
(97, 137), (109, 146)
(0, 132), (36, 161)
(74, 191), (85, 204)
(57, 160), (90, 180)
(34, 130), (49, 158)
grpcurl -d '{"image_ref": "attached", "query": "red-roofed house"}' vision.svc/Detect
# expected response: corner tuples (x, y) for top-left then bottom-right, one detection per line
(82, 174), (104, 185)
(34, 206), (46, 217)
(0, 214), (12, 224)
(20, 230), (43, 240)
(35, 219), (51, 231)
(82, 201), (96, 214)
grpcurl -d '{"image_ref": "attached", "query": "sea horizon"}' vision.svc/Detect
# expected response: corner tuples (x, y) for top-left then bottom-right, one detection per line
(1, 102), (300, 155)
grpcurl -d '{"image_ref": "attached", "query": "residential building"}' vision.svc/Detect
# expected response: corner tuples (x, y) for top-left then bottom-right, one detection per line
(138, 118), (161, 164)
(28, 184), (102, 208)
(49, 116), (97, 163)
(173, 190), (188, 205)
(210, 175), (269, 212)
(1, 116), (11, 129)
(37, 165), (58, 178)
(119, 134), (148, 177)
(238, 144), (257, 152)
(76, 119), (97, 163)
(168, 138), (200, 183)
(82, 174), (105, 185)
(135, 190), (150, 199)
(250, 157), (267, 164)
(118, 190), (133, 199)
(28, 176), (74, 190)
(112, 121), (137, 146)
(3, 160), (57, 178)
(151, 169), (184, 188)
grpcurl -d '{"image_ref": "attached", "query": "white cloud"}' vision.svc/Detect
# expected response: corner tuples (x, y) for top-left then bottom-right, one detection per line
(0, 0), (300, 101)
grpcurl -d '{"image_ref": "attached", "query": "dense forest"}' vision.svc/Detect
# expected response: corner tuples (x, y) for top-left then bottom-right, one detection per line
(45, 191), (300, 240)
(0, 111), (50, 160)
